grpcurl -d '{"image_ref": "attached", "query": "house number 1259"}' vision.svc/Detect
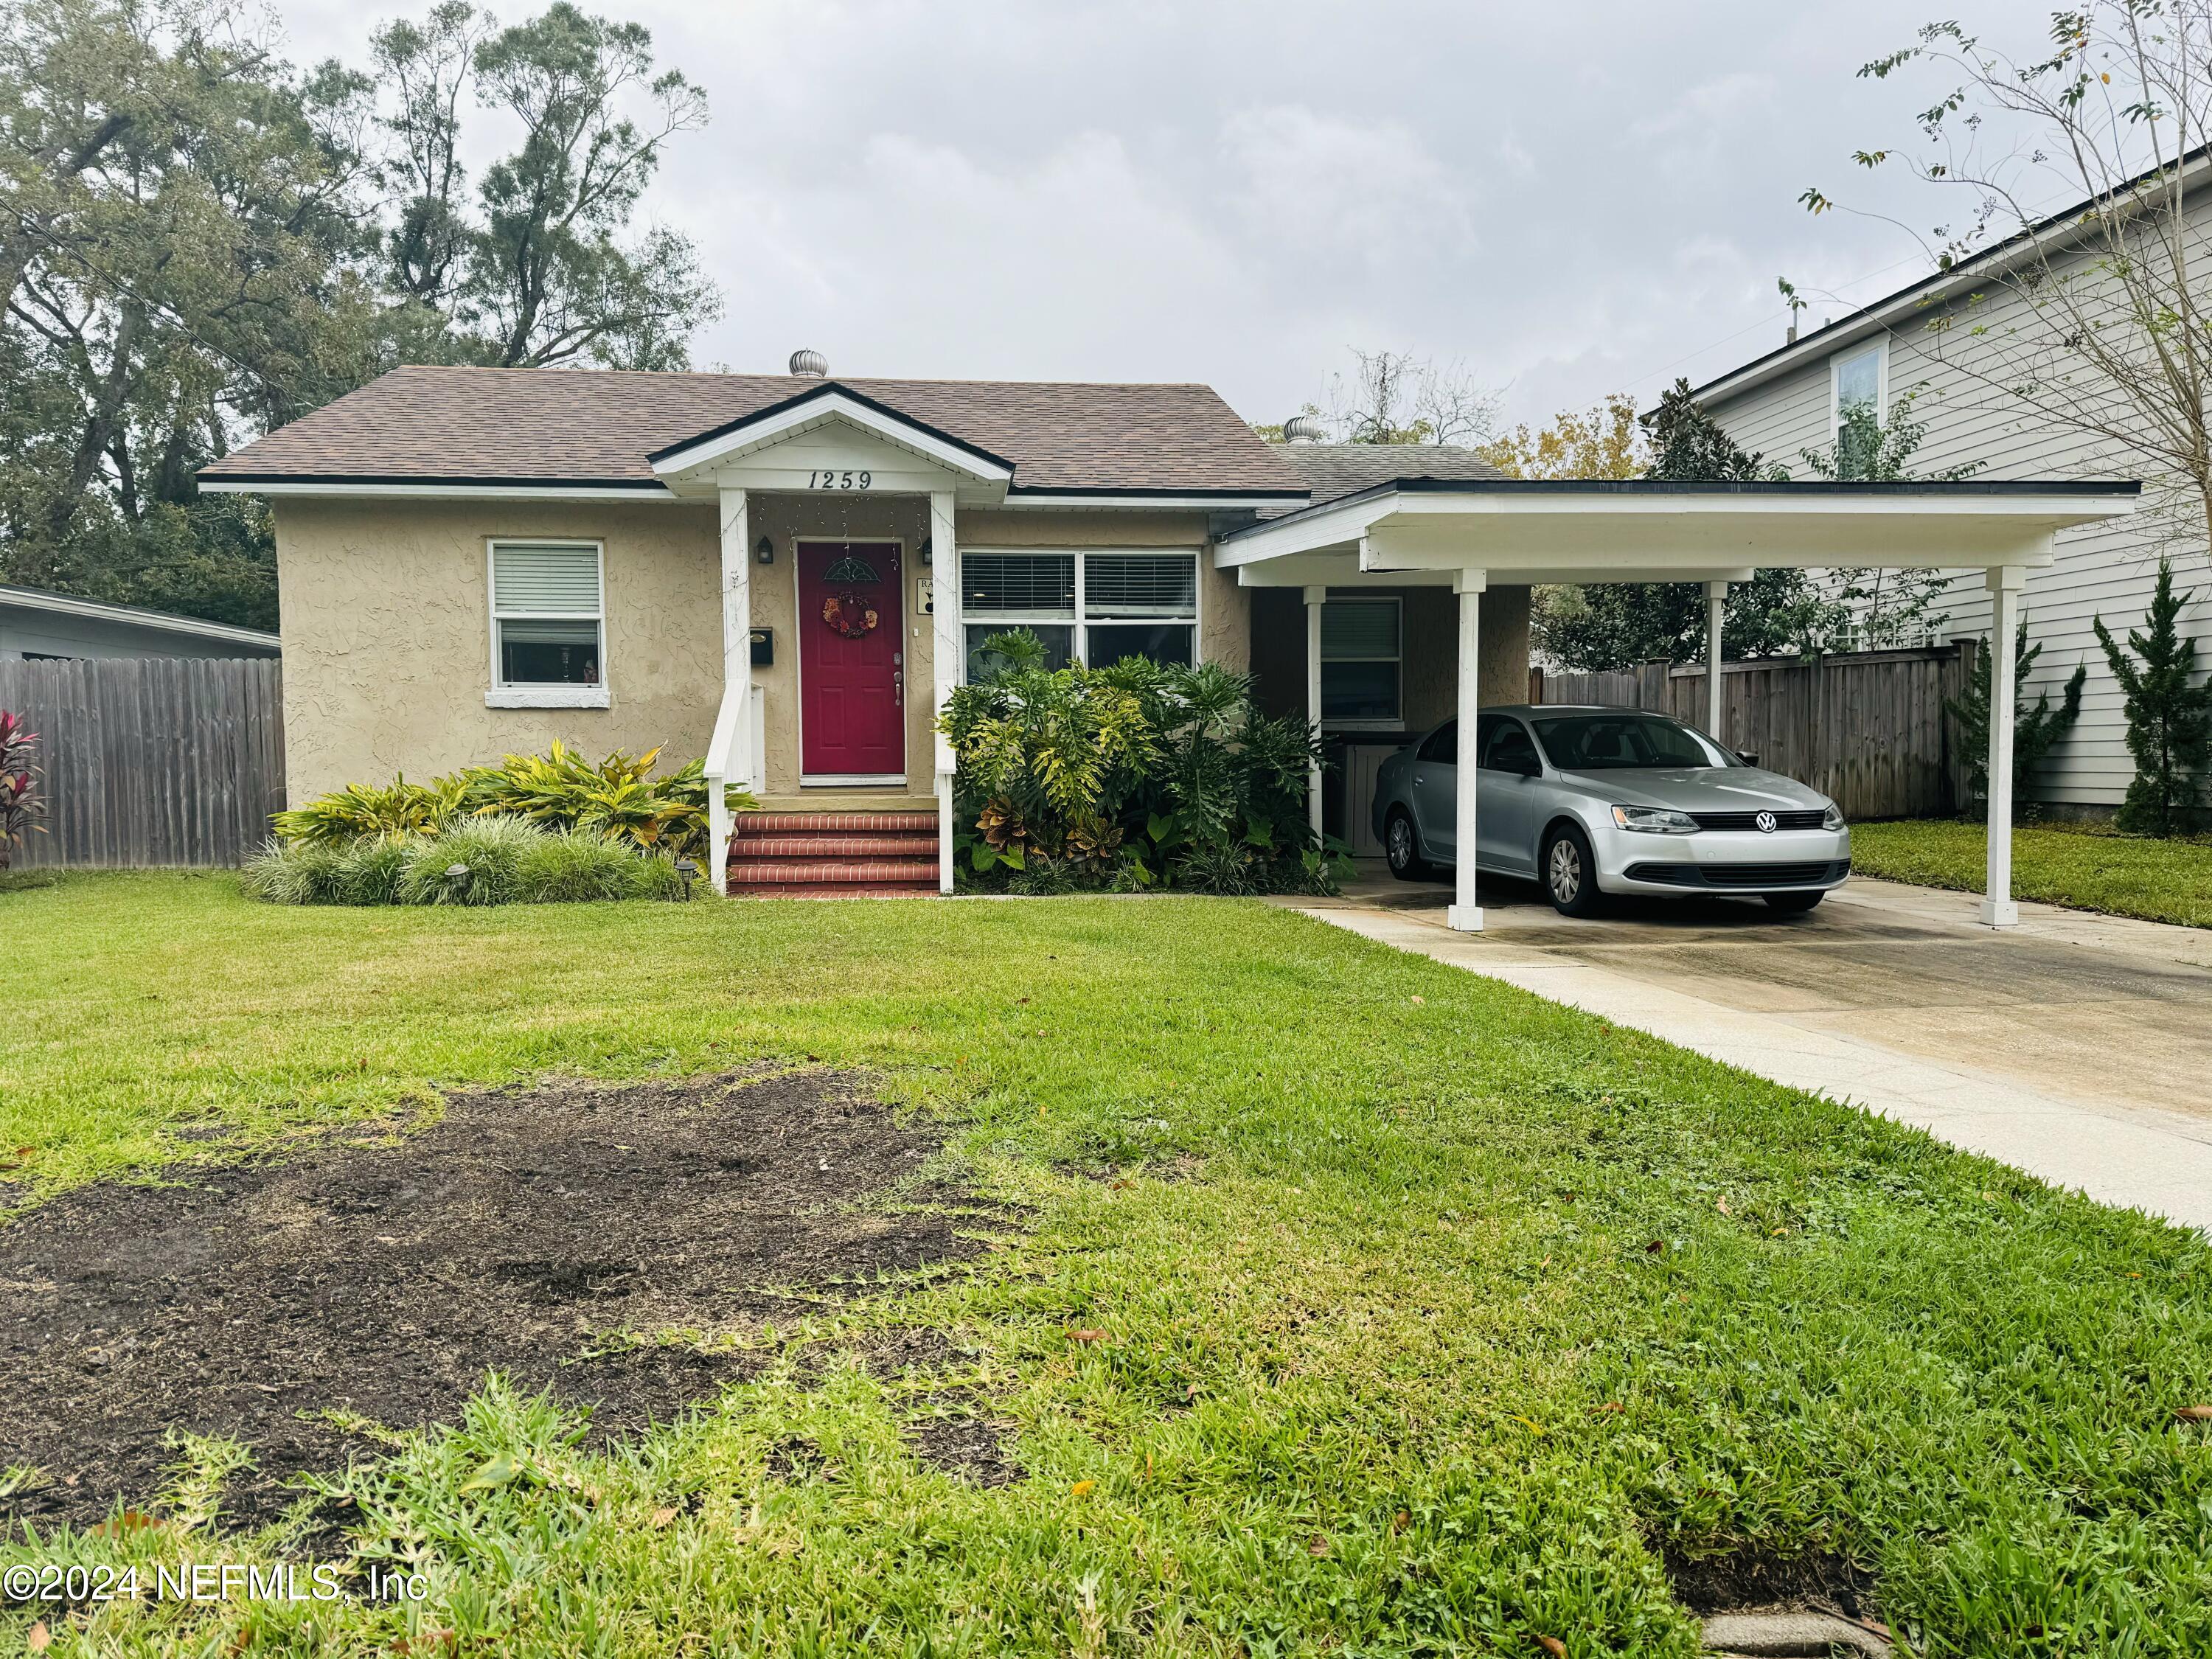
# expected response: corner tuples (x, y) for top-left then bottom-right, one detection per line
(807, 470), (871, 490)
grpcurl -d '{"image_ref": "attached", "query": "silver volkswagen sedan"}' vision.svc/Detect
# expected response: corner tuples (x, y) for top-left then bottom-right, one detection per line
(1371, 705), (1850, 917)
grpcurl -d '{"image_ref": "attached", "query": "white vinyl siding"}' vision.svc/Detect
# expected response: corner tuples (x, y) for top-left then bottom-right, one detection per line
(1700, 212), (2212, 808)
(487, 540), (608, 708)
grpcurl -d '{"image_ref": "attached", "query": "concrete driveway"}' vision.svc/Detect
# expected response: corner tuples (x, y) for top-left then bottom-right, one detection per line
(1287, 867), (2212, 1231)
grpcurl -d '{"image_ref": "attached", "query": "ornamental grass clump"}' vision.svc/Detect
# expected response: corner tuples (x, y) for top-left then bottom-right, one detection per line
(514, 828), (684, 902)
(241, 839), (351, 905)
(335, 836), (411, 905)
(394, 815), (539, 905)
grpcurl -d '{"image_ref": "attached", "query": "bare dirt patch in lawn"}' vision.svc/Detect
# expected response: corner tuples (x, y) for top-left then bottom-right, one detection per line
(0, 1069), (990, 1530)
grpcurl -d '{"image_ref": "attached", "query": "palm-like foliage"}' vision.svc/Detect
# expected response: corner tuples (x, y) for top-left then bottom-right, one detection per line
(277, 744), (755, 858)
(940, 631), (1339, 893)
(0, 709), (41, 868)
(271, 774), (469, 846)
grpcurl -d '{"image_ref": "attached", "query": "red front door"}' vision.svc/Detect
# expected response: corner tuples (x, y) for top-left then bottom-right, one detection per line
(796, 540), (905, 778)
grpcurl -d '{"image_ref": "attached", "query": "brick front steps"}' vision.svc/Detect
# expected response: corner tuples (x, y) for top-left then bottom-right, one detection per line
(726, 810), (939, 898)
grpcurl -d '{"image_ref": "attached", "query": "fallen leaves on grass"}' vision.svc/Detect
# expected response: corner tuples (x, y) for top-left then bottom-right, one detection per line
(1307, 1534), (1330, 1557)
(650, 1506), (678, 1528)
(1534, 1637), (1567, 1657)
(2175, 1405), (2212, 1423)
(1070, 1481), (1095, 1498)
(27, 1623), (50, 1653)
(1066, 1328), (1105, 1344)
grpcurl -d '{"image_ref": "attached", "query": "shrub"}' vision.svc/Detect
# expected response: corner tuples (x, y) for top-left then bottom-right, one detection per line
(0, 709), (43, 871)
(2095, 558), (2212, 835)
(515, 829), (684, 903)
(1944, 622), (2087, 805)
(462, 742), (748, 855)
(241, 839), (351, 905)
(276, 745), (755, 857)
(394, 815), (540, 905)
(335, 837), (411, 905)
(272, 775), (466, 846)
(939, 633), (1346, 895)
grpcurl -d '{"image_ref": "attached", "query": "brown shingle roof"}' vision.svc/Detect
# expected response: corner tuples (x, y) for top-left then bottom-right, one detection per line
(200, 365), (1310, 497)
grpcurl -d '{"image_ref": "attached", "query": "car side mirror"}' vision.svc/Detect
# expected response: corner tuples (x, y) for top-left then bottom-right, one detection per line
(1736, 748), (1760, 768)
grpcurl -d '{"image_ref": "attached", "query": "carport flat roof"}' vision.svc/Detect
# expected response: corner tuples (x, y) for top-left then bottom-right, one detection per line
(1217, 476), (2144, 588)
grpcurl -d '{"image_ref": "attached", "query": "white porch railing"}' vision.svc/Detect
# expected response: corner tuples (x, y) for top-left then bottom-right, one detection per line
(704, 680), (766, 897)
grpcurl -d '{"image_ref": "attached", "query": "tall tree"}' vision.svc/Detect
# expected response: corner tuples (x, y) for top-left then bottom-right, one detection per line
(0, 0), (723, 628)
(1477, 393), (1646, 479)
(1533, 382), (1842, 670)
(1321, 348), (1498, 446)
(1806, 3), (2212, 549)
(465, 3), (717, 369)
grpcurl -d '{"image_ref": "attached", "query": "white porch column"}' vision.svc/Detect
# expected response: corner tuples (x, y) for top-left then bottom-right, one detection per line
(1703, 579), (1728, 742)
(709, 486), (751, 897)
(1980, 566), (2023, 928)
(1449, 569), (1487, 933)
(1304, 584), (1326, 839)
(931, 490), (960, 894)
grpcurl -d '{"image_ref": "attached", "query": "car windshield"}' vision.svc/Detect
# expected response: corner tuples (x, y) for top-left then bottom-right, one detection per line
(1530, 712), (1736, 771)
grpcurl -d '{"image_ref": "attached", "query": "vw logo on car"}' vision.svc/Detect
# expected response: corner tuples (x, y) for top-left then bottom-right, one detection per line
(1755, 810), (1778, 833)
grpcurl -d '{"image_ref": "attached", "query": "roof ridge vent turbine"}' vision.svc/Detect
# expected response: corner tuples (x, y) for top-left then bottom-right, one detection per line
(789, 348), (828, 378)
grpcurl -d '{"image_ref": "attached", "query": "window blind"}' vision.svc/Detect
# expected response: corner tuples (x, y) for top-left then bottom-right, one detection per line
(962, 552), (1074, 614)
(492, 543), (601, 614)
(1083, 552), (1197, 618)
(1321, 598), (1399, 659)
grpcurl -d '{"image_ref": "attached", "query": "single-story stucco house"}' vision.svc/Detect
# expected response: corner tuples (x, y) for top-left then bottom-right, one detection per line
(197, 353), (2138, 928)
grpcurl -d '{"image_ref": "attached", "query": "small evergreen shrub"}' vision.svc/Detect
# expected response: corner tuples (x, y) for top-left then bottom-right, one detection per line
(335, 837), (411, 905)
(241, 840), (350, 905)
(394, 816), (540, 905)
(515, 829), (684, 902)
(2095, 558), (2212, 835)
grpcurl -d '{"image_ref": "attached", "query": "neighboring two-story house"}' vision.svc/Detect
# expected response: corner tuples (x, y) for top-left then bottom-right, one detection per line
(1687, 158), (2212, 818)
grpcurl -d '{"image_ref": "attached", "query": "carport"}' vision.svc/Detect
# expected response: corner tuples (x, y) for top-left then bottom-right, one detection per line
(1217, 479), (2141, 931)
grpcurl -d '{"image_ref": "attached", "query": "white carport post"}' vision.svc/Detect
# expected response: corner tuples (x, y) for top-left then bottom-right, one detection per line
(1980, 566), (2023, 928)
(931, 490), (960, 894)
(1449, 569), (1486, 932)
(1703, 579), (1728, 742)
(1304, 585), (1326, 838)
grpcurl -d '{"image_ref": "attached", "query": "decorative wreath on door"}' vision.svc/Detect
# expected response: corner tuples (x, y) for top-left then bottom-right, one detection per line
(821, 591), (880, 638)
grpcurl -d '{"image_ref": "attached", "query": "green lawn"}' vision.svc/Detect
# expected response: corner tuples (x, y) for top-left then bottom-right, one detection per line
(4, 873), (2211, 1656)
(1849, 818), (2212, 929)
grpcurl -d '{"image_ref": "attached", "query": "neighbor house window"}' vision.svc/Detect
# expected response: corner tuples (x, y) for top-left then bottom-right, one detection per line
(960, 549), (1200, 679)
(1320, 596), (1401, 723)
(1830, 342), (1885, 479)
(488, 540), (606, 706)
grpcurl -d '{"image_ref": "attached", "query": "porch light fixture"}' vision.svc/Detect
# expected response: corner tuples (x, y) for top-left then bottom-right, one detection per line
(917, 535), (932, 566)
(755, 535), (773, 565)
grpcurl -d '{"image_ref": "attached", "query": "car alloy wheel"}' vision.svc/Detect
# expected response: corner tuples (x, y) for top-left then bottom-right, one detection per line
(1385, 813), (1429, 881)
(1388, 817), (1414, 871)
(1548, 837), (1582, 905)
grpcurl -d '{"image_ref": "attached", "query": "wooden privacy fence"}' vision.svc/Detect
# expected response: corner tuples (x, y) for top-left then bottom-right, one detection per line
(1532, 642), (1978, 821)
(0, 656), (285, 868)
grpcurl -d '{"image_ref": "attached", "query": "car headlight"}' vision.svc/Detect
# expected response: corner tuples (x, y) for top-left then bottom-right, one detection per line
(1611, 804), (1700, 835)
(1821, 803), (1846, 832)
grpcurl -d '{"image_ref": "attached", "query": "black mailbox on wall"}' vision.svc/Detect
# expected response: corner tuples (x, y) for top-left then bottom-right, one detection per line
(749, 627), (773, 667)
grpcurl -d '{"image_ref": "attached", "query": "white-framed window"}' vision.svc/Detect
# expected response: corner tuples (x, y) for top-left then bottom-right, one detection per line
(1320, 595), (1401, 725)
(959, 549), (1200, 680)
(1829, 341), (1887, 479)
(487, 539), (609, 709)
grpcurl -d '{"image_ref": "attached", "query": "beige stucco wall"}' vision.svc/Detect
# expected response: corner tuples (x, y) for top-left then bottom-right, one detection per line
(275, 498), (721, 804)
(275, 496), (1239, 805)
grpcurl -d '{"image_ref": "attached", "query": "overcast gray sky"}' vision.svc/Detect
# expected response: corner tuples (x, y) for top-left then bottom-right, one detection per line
(278, 0), (2049, 433)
